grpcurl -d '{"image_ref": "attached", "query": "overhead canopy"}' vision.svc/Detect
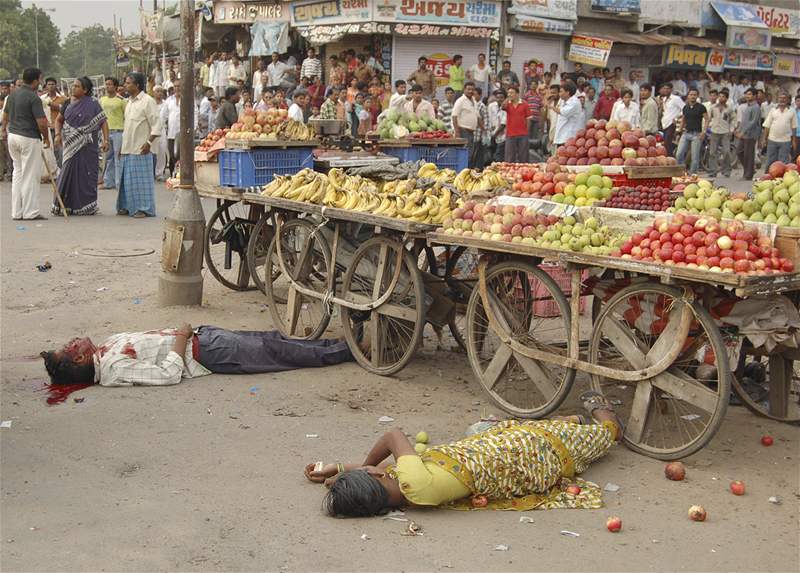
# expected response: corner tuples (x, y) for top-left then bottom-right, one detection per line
(710, 1), (769, 29)
(572, 28), (725, 49)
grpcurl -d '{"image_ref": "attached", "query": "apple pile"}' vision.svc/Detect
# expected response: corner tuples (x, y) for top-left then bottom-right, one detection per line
(550, 164), (614, 206)
(554, 119), (675, 167)
(600, 185), (673, 211)
(534, 215), (623, 255)
(618, 213), (795, 274)
(227, 108), (289, 141)
(671, 180), (729, 219)
(195, 127), (229, 152)
(493, 162), (576, 198)
(440, 202), (558, 244)
(723, 166), (800, 225)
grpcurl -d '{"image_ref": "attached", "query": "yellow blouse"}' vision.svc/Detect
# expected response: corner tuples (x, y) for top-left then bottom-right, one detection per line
(391, 455), (470, 506)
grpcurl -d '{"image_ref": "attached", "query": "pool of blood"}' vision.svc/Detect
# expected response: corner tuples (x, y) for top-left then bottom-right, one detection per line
(35, 381), (92, 405)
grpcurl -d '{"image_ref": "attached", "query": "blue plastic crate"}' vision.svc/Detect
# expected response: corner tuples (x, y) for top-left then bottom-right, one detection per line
(380, 146), (422, 164)
(417, 146), (468, 171)
(219, 148), (314, 187)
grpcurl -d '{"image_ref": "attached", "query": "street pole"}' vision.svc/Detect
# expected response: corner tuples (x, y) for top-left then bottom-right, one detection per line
(34, 9), (39, 68)
(158, 0), (205, 307)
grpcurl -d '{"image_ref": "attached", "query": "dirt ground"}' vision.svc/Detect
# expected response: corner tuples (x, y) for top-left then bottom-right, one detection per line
(1, 178), (798, 572)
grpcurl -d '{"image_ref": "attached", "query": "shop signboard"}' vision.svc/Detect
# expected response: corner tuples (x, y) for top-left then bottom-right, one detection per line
(706, 48), (725, 73)
(726, 25), (770, 51)
(290, 0), (372, 26)
(723, 50), (773, 71)
(661, 44), (709, 70)
(392, 23), (497, 38)
(296, 21), (392, 44)
(373, 0), (502, 28)
(567, 35), (612, 67)
(507, 0), (577, 22)
(590, 0), (640, 14)
(213, 1), (289, 24)
(511, 14), (574, 35)
(709, 1), (768, 29)
(755, 5), (800, 38)
(772, 54), (800, 78)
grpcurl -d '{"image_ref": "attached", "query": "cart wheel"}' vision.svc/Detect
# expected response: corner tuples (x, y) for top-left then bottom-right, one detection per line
(590, 268), (633, 323)
(340, 236), (425, 376)
(246, 214), (280, 295)
(588, 283), (730, 460)
(264, 218), (332, 340)
(465, 261), (575, 418)
(204, 201), (257, 291)
(732, 348), (800, 424)
(420, 245), (474, 351)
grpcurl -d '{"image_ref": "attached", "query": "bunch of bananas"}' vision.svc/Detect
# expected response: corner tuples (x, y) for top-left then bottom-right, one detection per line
(416, 162), (457, 183)
(263, 169), (329, 203)
(452, 168), (508, 196)
(276, 120), (317, 142)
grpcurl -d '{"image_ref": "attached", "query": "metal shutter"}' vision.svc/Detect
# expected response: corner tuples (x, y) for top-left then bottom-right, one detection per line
(507, 34), (565, 84)
(392, 36), (490, 101)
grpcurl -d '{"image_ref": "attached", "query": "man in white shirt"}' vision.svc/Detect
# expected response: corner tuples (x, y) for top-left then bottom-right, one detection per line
(160, 82), (182, 177)
(659, 82), (685, 157)
(610, 88), (640, 128)
(389, 80), (408, 113)
(40, 324), (353, 388)
(467, 53), (491, 97)
(554, 81), (583, 146)
(452, 82), (482, 166)
(268, 52), (289, 91)
(288, 91), (306, 123)
(252, 59), (267, 101)
(625, 71), (640, 101)
(152, 86), (169, 181)
(404, 84), (435, 121)
(488, 89), (506, 163)
(300, 47), (322, 82)
(762, 91), (797, 170)
(672, 72), (687, 98)
(213, 52), (229, 99)
(227, 55), (246, 87)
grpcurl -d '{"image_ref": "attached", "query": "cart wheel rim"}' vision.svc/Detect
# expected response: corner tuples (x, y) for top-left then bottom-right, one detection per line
(204, 201), (257, 292)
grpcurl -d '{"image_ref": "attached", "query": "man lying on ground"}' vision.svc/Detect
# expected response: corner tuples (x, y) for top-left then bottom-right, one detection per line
(41, 324), (353, 386)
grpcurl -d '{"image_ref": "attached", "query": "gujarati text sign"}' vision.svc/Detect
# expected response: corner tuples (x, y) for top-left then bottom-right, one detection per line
(568, 35), (612, 67)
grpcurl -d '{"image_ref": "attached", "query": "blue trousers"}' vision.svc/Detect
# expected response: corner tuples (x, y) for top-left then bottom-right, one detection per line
(103, 130), (123, 188)
(676, 131), (703, 175)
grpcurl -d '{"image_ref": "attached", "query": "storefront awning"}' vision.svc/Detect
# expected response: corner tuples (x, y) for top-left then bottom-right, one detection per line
(511, 14), (574, 36)
(572, 29), (724, 50)
(710, 1), (769, 29)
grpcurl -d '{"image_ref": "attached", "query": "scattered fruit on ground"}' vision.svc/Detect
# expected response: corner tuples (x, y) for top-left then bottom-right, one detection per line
(606, 516), (623, 532)
(601, 185), (673, 211)
(688, 505), (707, 522)
(761, 435), (774, 446)
(730, 480), (745, 495)
(415, 431), (429, 444)
(664, 461), (686, 481)
(471, 495), (488, 508)
(414, 442), (427, 454)
(566, 484), (582, 495)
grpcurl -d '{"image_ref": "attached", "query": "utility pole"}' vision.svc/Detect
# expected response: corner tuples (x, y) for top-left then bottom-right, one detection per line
(34, 8), (39, 68)
(158, 0), (205, 307)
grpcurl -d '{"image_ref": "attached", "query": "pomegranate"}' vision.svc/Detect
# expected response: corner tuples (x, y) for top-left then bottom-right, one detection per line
(664, 461), (686, 481)
(606, 516), (622, 532)
(730, 480), (745, 496)
(761, 435), (774, 446)
(566, 484), (582, 495)
(688, 505), (707, 522)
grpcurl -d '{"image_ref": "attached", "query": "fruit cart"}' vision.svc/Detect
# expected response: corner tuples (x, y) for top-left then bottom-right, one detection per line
(242, 191), (438, 376)
(426, 231), (800, 459)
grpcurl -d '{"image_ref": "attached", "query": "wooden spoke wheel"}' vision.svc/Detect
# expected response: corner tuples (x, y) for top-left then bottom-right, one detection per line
(340, 236), (425, 376)
(246, 214), (281, 295)
(264, 218), (332, 340)
(732, 344), (800, 424)
(588, 283), (730, 460)
(465, 261), (575, 418)
(204, 201), (258, 291)
(420, 245), (474, 351)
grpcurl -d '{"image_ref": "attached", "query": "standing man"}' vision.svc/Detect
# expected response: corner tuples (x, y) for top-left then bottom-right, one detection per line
(214, 52), (229, 99)
(496, 61), (519, 91)
(252, 59), (268, 102)
(625, 70), (640, 101)
(582, 85), (597, 126)
(117, 72), (160, 219)
(639, 83), (659, 135)
(267, 52), (289, 91)
(524, 80), (544, 144)
(659, 83), (685, 157)
(2, 68), (49, 220)
(735, 88), (760, 181)
(404, 84), (435, 121)
(502, 86), (531, 164)
(672, 71), (688, 98)
(439, 87), (456, 131)
(199, 54), (213, 93)
(761, 91), (797, 170)
(99, 78), (126, 190)
(407, 57), (436, 100)
(160, 81), (182, 178)
(0, 84), (11, 181)
(488, 89), (506, 163)
(388, 80), (408, 113)
(300, 47), (322, 83)
(227, 55), (246, 87)
(319, 87), (339, 120)
(593, 83), (617, 121)
(610, 88), (640, 127)
(152, 86), (169, 181)
(467, 53), (492, 97)
(451, 82), (481, 166)
(40, 77), (65, 171)
(553, 81), (583, 148)
(288, 91), (306, 123)
(675, 88), (707, 175)
(448, 55), (465, 98)
(216, 87), (240, 130)
(707, 89), (734, 178)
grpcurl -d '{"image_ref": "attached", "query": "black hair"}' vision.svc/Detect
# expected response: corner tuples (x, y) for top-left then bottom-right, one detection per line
(418, 56), (427, 64)
(464, 81), (475, 89)
(562, 80), (577, 96)
(662, 82), (673, 90)
(620, 88), (633, 98)
(394, 79), (406, 88)
(45, 77), (57, 85)
(640, 82), (652, 92)
(494, 89), (506, 98)
(77, 76), (93, 96)
(126, 71), (146, 91)
(745, 87), (757, 95)
(410, 84), (423, 92)
(22, 67), (42, 84)
(356, 81), (368, 91)
(687, 87), (699, 95)
(40, 350), (96, 385)
(107, 77), (119, 87)
(323, 470), (391, 517)
(453, 54), (462, 61)
(719, 89), (729, 96)
(225, 86), (239, 99)
(502, 60), (511, 66)
(507, 85), (518, 94)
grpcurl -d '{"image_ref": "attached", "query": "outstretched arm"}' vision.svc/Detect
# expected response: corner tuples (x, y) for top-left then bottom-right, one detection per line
(362, 429), (416, 466)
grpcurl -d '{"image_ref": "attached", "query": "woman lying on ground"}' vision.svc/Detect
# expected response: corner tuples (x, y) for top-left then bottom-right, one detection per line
(305, 393), (622, 516)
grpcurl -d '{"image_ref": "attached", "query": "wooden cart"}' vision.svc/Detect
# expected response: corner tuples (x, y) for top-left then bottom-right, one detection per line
(427, 232), (800, 459)
(242, 192), (438, 376)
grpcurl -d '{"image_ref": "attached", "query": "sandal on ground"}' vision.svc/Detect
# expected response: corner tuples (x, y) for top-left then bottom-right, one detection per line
(579, 390), (615, 416)
(132, 211), (148, 218)
(117, 209), (129, 216)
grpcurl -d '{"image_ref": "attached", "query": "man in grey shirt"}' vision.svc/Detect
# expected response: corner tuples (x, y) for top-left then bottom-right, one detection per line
(215, 87), (240, 130)
(735, 87), (761, 181)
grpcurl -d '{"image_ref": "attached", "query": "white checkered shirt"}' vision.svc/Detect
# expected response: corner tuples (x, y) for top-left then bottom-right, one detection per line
(93, 330), (211, 387)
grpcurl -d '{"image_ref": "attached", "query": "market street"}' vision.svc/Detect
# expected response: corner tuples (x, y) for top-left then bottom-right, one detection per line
(1, 180), (797, 571)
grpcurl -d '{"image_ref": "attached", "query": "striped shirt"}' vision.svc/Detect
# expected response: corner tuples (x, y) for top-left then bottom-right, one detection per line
(300, 57), (322, 81)
(93, 330), (210, 387)
(439, 100), (454, 131)
(524, 91), (542, 121)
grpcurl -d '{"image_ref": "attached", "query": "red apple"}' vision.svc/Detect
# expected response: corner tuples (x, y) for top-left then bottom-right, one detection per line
(730, 480), (745, 496)
(688, 505), (707, 522)
(664, 461), (686, 481)
(606, 516), (622, 533)
(761, 435), (773, 446)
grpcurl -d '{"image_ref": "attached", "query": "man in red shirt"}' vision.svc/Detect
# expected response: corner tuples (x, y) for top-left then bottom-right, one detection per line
(593, 83), (618, 120)
(503, 86), (532, 163)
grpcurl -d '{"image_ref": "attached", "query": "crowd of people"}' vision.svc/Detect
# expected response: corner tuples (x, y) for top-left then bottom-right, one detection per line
(2, 52), (800, 221)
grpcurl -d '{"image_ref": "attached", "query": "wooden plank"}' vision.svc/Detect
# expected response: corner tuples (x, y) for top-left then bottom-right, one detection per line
(345, 293), (418, 322)
(406, 138), (468, 147)
(225, 139), (319, 149)
(483, 343), (513, 390)
(370, 243), (389, 367)
(650, 369), (720, 414)
(196, 183), (245, 202)
(768, 354), (789, 418)
(626, 380), (653, 443)
(514, 352), (559, 397)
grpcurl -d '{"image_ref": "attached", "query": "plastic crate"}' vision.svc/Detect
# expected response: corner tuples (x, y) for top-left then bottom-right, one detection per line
(417, 146), (469, 171)
(380, 146), (422, 164)
(218, 148), (314, 187)
(513, 264), (587, 318)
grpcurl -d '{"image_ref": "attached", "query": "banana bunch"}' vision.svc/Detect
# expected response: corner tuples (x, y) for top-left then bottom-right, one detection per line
(262, 168), (328, 204)
(452, 168), (508, 196)
(276, 120), (317, 142)
(416, 162), (457, 184)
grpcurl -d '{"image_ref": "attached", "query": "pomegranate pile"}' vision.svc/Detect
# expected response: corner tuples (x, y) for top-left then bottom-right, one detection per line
(554, 119), (675, 167)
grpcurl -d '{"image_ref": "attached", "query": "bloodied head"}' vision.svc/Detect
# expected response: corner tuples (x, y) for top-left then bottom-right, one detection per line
(40, 337), (97, 385)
